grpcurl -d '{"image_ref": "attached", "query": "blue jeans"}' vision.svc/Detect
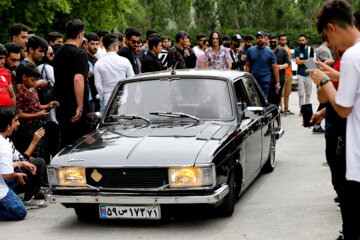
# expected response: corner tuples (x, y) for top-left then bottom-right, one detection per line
(0, 187), (27, 220)
(258, 81), (271, 98)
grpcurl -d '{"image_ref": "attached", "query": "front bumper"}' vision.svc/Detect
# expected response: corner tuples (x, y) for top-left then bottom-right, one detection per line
(48, 185), (229, 205)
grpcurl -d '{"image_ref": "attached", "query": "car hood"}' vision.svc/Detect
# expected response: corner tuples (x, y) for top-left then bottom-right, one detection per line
(52, 123), (235, 167)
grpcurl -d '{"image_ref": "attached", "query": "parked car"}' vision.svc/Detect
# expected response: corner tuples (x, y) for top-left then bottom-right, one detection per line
(47, 69), (284, 220)
(290, 49), (298, 91)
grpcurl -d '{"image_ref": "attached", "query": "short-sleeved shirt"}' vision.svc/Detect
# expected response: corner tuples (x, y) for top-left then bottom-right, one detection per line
(0, 68), (12, 107)
(284, 46), (292, 77)
(294, 46), (314, 77)
(246, 46), (277, 83)
(0, 135), (13, 200)
(16, 85), (40, 125)
(335, 41), (360, 182)
(204, 46), (231, 69)
(272, 46), (291, 83)
(53, 44), (90, 120)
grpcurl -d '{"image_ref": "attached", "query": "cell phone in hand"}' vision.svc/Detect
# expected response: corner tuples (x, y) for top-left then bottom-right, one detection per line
(46, 108), (52, 112)
(304, 58), (318, 70)
(301, 104), (315, 127)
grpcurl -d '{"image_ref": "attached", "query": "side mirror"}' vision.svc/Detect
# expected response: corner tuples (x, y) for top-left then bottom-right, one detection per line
(247, 106), (264, 115)
(87, 112), (102, 129)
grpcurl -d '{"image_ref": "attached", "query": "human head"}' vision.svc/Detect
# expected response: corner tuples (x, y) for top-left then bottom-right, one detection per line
(86, 33), (99, 55)
(255, 31), (266, 48)
(27, 29), (34, 38)
(298, 33), (308, 49)
(197, 34), (206, 48)
(97, 30), (109, 44)
(48, 32), (64, 46)
(0, 106), (18, 134)
(65, 19), (85, 46)
(278, 32), (287, 47)
(27, 36), (48, 62)
(231, 34), (242, 48)
(269, 34), (278, 49)
(103, 33), (119, 52)
(52, 43), (62, 54)
(125, 27), (141, 51)
(354, 9), (360, 30)
(161, 36), (171, 50)
(175, 31), (188, 48)
(0, 44), (8, 68)
(149, 36), (162, 55)
(146, 29), (158, 41)
(116, 32), (125, 47)
(4, 43), (21, 71)
(264, 33), (270, 46)
(10, 23), (29, 49)
(209, 31), (222, 48)
(81, 37), (88, 51)
(316, 0), (356, 51)
(22, 62), (41, 89)
(203, 39), (210, 50)
(41, 46), (54, 65)
(243, 34), (254, 49)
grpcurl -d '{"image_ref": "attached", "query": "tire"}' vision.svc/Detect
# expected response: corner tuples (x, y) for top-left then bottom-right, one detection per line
(262, 133), (276, 173)
(216, 171), (235, 217)
(74, 205), (99, 220)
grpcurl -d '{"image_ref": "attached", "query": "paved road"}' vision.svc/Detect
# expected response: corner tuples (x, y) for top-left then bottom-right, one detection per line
(0, 86), (342, 240)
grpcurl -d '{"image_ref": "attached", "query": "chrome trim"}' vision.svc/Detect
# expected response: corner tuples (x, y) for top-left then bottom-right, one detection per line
(48, 185), (229, 205)
(275, 128), (284, 140)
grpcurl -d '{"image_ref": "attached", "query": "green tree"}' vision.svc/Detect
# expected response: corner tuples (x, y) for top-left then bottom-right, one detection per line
(193, 0), (217, 32)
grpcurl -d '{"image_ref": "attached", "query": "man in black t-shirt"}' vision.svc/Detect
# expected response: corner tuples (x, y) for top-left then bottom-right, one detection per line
(53, 19), (90, 148)
(118, 27), (141, 74)
(142, 36), (163, 73)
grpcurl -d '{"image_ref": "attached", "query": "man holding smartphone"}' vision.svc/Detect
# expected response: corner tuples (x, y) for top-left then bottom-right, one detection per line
(295, 33), (314, 113)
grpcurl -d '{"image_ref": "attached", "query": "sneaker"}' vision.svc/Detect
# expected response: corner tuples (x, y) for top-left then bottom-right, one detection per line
(336, 229), (344, 240)
(285, 110), (295, 115)
(23, 197), (47, 209)
(313, 124), (325, 134)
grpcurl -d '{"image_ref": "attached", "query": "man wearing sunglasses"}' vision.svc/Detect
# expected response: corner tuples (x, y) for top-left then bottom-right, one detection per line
(118, 27), (141, 75)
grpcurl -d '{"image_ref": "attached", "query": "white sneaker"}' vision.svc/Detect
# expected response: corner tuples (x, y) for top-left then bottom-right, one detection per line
(23, 197), (47, 209)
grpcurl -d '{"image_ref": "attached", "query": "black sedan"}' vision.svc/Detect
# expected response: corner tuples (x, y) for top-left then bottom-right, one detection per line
(47, 69), (283, 219)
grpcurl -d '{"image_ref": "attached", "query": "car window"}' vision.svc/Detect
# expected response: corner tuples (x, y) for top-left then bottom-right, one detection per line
(242, 76), (261, 107)
(106, 78), (233, 121)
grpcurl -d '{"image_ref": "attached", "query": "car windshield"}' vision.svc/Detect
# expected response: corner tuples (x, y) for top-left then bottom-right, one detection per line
(105, 78), (233, 122)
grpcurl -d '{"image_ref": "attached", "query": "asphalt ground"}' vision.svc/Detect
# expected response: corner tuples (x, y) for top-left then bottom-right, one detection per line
(0, 83), (342, 240)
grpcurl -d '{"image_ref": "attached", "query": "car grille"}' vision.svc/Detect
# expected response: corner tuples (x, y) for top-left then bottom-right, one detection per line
(85, 168), (168, 189)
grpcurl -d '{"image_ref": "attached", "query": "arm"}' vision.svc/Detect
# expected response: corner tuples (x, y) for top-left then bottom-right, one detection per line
(317, 86), (329, 103)
(72, 73), (85, 123)
(94, 64), (104, 102)
(272, 63), (280, 91)
(8, 83), (16, 107)
(226, 61), (232, 70)
(295, 56), (309, 65)
(23, 128), (45, 158)
(244, 61), (250, 72)
(18, 109), (49, 119)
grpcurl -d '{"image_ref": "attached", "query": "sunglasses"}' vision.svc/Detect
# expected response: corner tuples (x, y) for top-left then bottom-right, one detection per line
(270, 41), (277, 44)
(48, 52), (55, 57)
(131, 40), (142, 45)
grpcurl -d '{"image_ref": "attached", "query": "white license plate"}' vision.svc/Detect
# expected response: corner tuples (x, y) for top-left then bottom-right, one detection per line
(99, 205), (161, 219)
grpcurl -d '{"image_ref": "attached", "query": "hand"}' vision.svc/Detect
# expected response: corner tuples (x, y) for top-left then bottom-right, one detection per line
(316, 61), (339, 82)
(33, 127), (45, 143)
(277, 65), (282, 71)
(306, 68), (329, 86)
(28, 157), (34, 161)
(323, 58), (334, 66)
(184, 49), (190, 57)
(21, 161), (36, 175)
(71, 107), (83, 123)
(15, 173), (27, 185)
(37, 110), (50, 118)
(275, 84), (280, 92)
(241, 54), (246, 61)
(49, 101), (60, 109)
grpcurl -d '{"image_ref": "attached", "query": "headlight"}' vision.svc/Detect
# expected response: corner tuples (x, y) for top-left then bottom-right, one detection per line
(168, 166), (215, 188)
(48, 167), (87, 186)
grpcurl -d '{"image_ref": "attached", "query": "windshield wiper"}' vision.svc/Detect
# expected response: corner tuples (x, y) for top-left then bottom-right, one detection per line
(105, 114), (151, 123)
(149, 111), (200, 122)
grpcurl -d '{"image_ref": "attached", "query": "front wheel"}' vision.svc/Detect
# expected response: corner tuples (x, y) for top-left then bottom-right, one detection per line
(216, 171), (235, 217)
(262, 133), (276, 173)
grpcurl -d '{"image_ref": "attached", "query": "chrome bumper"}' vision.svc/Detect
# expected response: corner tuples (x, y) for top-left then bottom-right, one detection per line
(48, 185), (229, 205)
(275, 128), (284, 140)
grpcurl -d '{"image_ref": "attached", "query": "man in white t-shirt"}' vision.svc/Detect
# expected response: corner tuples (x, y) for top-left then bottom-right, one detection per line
(0, 106), (35, 220)
(307, 1), (360, 239)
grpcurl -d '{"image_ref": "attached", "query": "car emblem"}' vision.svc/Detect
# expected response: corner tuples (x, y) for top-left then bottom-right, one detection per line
(122, 172), (126, 175)
(91, 169), (102, 182)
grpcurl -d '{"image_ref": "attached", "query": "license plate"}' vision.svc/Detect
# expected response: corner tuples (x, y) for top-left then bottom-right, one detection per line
(99, 205), (161, 219)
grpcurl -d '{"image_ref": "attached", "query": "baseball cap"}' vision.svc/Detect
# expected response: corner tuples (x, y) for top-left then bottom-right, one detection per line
(232, 34), (242, 42)
(256, 31), (265, 37)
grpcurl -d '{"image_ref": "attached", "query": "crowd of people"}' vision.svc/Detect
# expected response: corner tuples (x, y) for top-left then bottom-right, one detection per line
(0, 1), (360, 239)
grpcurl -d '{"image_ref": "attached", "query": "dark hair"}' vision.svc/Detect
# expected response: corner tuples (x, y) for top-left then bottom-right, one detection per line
(278, 33), (287, 39)
(197, 34), (206, 41)
(161, 36), (171, 41)
(52, 43), (62, 53)
(116, 32), (124, 42)
(316, 0), (355, 34)
(0, 44), (8, 56)
(22, 62), (41, 79)
(175, 31), (187, 43)
(4, 42), (21, 55)
(222, 35), (230, 42)
(97, 30), (109, 39)
(149, 36), (162, 50)
(243, 34), (254, 41)
(209, 31), (222, 47)
(269, 34), (278, 40)
(102, 34), (118, 50)
(146, 29), (158, 40)
(65, 19), (85, 39)
(86, 33), (99, 42)
(149, 33), (160, 39)
(0, 106), (18, 132)
(10, 23), (28, 38)
(223, 41), (231, 48)
(264, 33), (269, 38)
(28, 29), (34, 34)
(298, 33), (307, 39)
(27, 35), (48, 52)
(354, 9), (360, 28)
(125, 27), (141, 39)
(48, 32), (63, 43)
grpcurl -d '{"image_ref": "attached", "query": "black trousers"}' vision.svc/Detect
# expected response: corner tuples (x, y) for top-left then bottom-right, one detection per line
(345, 180), (360, 240)
(15, 158), (45, 201)
(267, 80), (285, 106)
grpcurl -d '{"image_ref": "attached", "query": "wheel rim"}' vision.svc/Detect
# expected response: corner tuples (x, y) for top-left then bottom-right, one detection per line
(269, 136), (276, 167)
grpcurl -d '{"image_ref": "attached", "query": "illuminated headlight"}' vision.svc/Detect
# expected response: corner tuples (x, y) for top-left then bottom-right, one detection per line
(47, 167), (86, 186)
(168, 166), (215, 188)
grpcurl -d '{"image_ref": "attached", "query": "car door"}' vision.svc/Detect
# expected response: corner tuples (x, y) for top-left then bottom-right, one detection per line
(234, 76), (263, 183)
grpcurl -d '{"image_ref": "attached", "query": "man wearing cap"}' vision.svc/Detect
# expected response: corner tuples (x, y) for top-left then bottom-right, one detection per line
(245, 31), (280, 97)
(229, 34), (242, 70)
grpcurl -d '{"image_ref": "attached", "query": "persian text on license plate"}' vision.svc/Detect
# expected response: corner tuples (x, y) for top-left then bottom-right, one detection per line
(99, 205), (160, 219)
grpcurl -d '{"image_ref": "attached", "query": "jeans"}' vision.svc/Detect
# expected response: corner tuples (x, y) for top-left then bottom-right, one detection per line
(258, 81), (271, 98)
(0, 187), (27, 220)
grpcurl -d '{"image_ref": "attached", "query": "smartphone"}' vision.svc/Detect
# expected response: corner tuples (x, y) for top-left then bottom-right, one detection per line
(304, 58), (318, 70)
(14, 166), (23, 173)
(46, 108), (52, 112)
(318, 56), (325, 62)
(301, 104), (315, 127)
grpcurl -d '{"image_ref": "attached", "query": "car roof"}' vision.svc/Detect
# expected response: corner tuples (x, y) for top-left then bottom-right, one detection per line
(129, 69), (248, 83)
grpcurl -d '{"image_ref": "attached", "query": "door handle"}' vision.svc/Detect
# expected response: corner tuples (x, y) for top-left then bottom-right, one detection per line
(265, 113), (273, 119)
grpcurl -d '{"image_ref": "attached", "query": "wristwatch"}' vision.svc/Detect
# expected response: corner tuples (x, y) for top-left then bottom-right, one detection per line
(319, 77), (331, 87)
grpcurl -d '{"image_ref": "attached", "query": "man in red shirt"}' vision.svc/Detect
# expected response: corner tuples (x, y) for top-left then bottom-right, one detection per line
(0, 44), (16, 107)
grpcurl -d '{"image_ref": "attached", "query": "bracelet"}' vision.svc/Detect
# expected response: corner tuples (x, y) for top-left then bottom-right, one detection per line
(276, 83), (280, 86)
(77, 107), (83, 112)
